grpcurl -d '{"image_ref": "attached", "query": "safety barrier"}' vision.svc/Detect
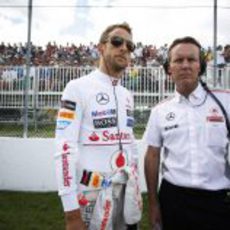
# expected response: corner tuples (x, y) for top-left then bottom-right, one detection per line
(1, 66), (229, 110)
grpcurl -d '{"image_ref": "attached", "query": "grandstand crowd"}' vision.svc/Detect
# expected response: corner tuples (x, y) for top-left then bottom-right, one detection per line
(0, 41), (230, 67)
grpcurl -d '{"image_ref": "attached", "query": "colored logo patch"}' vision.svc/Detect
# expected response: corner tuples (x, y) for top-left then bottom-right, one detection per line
(89, 132), (100, 141)
(61, 100), (76, 111)
(91, 109), (116, 117)
(58, 110), (75, 120)
(56, 120), (71, 130)
(127, 118), (134, 127)
(207, 116), (224, 122)
(80, 170), (105, 189)
(111, 150), (128, 170)
(89, 172), (103, 188)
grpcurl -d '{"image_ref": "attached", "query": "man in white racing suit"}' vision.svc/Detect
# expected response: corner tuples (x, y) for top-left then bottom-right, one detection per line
(55, 23), (142, 230)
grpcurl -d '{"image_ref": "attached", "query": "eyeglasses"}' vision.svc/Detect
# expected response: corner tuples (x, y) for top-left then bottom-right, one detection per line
(108, 36), (135, 52)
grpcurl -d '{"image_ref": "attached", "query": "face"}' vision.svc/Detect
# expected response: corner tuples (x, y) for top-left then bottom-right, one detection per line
(100, 28), (134, 74)
(224, 46), (230, 62)
(168, 43), (201, 96)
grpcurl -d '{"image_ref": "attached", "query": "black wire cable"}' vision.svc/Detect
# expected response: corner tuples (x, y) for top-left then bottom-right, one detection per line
(113, 84), (123, 152)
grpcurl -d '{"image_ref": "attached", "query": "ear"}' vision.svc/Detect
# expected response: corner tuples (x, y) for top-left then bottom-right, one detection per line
(97, 43), (104, 55)
(167, 65), (172, 76)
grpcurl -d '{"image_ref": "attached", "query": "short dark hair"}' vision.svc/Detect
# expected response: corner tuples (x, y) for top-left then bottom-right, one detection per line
(168, 36), (202, 60)
(224, 44), (230, 50)
(99, 22), (133, 44)
(163, 36), (206, 76)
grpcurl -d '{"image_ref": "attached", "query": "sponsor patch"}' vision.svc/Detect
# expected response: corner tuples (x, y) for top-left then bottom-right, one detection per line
(100, 200), (112, 229)
(56, 120), (71, 130)
(102, 130), (131, 142)
(89, 172), (103, 188)
(111, 150), (128, 170)
(78, 193), (89, 206)
(207, 107), (224, 122)
(87, 131), (131, 142)
(80, 170), (93, 186)
(93, 117), (117, 129)
(164, 124), (178, 131)
(62, 152), (72, 187)
(91, 109), (116, 117)
(89, 132), (100, 141)
(80, 170), (107, 189)
(207, 116), (224, 122)
(127, 118), (134, 127)
(166, 112), (175, 121)
(61, 100), (76, 111)
(126, 109), (134, 117)
(96, 92), (110, 105)
(58, 109), (75, 120)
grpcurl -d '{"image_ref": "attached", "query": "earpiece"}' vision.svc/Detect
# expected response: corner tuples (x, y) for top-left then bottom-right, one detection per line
(199, 58), (207, 76)
(163, 59), (169, 75)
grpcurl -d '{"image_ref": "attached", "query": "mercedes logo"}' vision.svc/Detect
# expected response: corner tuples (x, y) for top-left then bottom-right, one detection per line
(166, 112), (175, 121)
(96, 92), (110, 105)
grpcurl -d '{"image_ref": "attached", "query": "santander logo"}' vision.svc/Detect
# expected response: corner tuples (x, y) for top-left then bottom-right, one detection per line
(89, 132), (100, 141)
(88, 130), (131, 142)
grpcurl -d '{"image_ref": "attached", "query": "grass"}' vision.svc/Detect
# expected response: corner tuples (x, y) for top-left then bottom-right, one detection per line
(0, 123), (145, 139)
(0, 191), (150, 230)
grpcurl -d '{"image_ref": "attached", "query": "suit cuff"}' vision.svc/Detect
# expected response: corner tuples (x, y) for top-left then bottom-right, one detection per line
(61, 192), (79, 212)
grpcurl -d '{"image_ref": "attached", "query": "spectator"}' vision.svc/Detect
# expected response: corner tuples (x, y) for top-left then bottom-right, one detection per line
(224, 44), (230, 65)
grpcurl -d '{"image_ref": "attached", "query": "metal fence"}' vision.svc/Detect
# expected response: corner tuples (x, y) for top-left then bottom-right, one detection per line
(0, 66), (230, 137)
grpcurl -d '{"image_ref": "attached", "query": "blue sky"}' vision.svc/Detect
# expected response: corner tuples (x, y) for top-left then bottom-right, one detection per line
(0, 0), (229, 48)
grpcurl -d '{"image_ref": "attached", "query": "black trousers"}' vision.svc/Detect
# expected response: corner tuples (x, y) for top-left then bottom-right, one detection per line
(159, 179), (230, 230)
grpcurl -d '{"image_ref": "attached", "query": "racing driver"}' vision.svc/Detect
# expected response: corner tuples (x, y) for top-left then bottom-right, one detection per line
(54, 22), (142, 230)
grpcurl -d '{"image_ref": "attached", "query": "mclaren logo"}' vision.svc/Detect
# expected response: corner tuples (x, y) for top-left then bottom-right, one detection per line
(96, 93), (110, 105)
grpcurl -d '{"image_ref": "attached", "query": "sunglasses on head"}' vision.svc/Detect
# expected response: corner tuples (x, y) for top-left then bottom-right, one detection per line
(108, 36), (135, 52)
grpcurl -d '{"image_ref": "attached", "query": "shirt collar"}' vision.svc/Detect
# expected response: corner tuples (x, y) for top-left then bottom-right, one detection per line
(95, 69), (121, 86)
(175, 82), (207, 106)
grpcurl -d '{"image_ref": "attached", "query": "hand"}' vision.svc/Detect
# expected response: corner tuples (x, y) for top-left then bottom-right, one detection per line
(152, 222), (162, 230)
(149, 202), (162, 230)
(65, 209), (87, 230)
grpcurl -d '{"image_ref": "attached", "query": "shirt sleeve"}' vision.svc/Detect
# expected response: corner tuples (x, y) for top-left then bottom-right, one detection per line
(143, 107), (162, 148)
(54, 80), (83, 211)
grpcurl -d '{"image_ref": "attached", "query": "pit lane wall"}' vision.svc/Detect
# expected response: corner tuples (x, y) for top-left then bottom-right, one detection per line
(0, 138), (147, 192)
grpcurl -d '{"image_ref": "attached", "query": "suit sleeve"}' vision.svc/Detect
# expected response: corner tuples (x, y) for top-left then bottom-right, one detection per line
(54, 80), (83, 212)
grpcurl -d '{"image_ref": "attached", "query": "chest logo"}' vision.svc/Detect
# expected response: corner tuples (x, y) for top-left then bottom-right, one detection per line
(166, 112), (175, 121)
(110, 150), (128, 170)
(96, 93), (110, 105)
